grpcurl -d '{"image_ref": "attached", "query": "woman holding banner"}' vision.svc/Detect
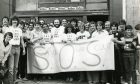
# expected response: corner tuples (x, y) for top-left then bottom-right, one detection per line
(91, 21), (108, 84)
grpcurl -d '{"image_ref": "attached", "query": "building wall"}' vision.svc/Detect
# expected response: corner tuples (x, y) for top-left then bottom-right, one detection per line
(125, 0), (140, 27)
(0, 0), (10, 25)
(0, 0), (123, 24)
(110, 0), (123, 22)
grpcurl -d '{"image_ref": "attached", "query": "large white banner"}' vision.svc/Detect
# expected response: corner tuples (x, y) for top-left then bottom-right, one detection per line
(27, 36), (114, 73)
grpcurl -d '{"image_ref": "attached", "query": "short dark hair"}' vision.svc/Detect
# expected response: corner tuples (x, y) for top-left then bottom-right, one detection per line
(2, 16), (9, 22)
(70, 18), (78, 23)
(125, 25), (133, 30)
(10, 16), (19, 26)
(4, 32), (13, 39)
(89, 21), (96, 27)
(19, 21), (25, 27)
(135, 24), (140, 30)
(65, 23), (74, 34)
(119, 19), (126, 25)
(35, 22), (41, 25)
(97, 21), (104, 29)
(111, 21), (118, 27)
(29, 22), (34, 27)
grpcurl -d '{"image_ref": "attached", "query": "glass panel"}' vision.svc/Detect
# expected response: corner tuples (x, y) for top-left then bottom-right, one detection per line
(86, 0), (108, 10)
(86, 3), (107, 10)
(86, 0), (107, 2)
(71, 0), (81, 2)
(38, 0), (85, 11)
(16, 0), (38, 11)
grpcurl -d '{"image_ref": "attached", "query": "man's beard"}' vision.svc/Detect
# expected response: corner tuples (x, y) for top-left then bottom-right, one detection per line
(54, 24), (60, 28)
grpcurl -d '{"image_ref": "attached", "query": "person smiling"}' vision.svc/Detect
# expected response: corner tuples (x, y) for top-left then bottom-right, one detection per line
(0, 32), (13, 84)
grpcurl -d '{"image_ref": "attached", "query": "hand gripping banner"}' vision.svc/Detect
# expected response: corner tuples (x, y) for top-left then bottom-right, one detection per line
(27, 35), (114, 73)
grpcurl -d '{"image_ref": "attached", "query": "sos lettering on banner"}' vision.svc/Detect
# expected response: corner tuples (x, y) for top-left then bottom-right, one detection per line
(27, 36), (114, 73)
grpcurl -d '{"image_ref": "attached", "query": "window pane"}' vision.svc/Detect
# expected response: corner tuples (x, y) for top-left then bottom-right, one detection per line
(16, 0), (38, 11)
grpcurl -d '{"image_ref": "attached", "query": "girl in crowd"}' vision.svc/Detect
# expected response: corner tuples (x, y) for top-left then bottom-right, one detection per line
(8, 16), (25, 84)
(91, 21), (108, 84)
(63, 23), (77, 82)
(122, 25), (136, 84)
(87, 22), (100, 84)
(92, 21), (108, 39)
(0, 32), (13, 84)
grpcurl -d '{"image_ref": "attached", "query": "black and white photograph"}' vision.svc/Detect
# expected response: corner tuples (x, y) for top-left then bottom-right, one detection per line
(0, 0), (139, 84)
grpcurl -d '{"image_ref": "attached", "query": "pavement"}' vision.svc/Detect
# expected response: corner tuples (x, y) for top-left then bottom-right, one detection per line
(15, 80), (88, 84)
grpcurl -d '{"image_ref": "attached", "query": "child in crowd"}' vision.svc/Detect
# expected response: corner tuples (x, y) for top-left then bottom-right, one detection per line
(122, 25), (136, 84)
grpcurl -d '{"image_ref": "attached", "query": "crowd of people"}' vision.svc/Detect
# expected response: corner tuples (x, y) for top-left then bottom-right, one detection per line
(0, 16), (140, 84)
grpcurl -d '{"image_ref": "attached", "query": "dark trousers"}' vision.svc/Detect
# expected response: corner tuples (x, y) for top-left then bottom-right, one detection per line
(123, 52), (136, 84)
(17, 47), (27, 78)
